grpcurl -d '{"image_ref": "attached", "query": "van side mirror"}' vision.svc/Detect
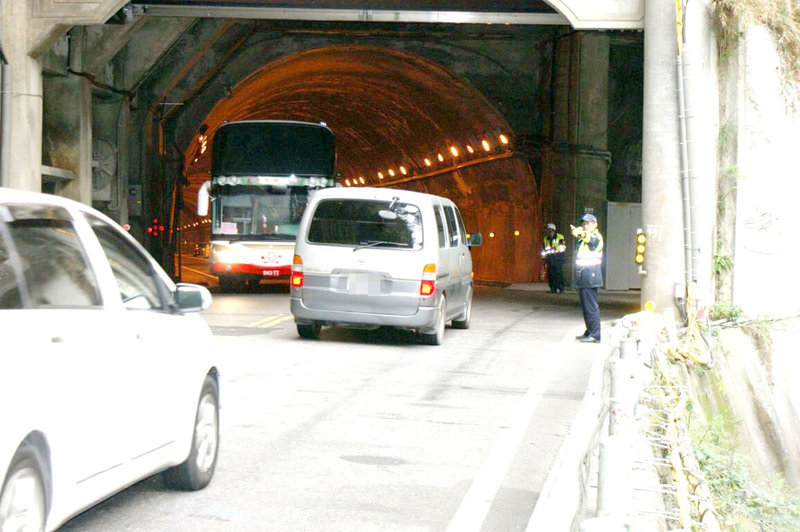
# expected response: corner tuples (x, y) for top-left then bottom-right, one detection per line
(197, 180), (211, 217)
(467, 232), (482, 247)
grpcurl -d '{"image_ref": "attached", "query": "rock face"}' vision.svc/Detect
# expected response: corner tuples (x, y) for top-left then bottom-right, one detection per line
(686, 317), (800, 490)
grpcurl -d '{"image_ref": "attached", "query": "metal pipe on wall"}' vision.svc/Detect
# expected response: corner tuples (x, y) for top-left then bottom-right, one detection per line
(677, 54), (694, 300)
(1, 59), (10, 188)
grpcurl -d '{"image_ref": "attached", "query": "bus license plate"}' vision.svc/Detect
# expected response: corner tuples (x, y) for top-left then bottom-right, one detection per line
(262, 270), (280, 276)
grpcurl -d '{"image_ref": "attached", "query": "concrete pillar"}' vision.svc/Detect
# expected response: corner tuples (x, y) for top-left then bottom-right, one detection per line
(43, 28), (93, 203)
(1, 1), (44, 191)
(554, 31), (609, 279)
(574, 33), (609, 220)
(642, 0), (684, 314)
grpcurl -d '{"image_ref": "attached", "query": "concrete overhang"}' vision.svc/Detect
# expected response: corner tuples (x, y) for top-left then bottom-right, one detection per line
(134, 0), (644, 29)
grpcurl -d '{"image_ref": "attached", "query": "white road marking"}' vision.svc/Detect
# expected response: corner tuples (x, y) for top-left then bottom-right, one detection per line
(445, 327), (582, 532)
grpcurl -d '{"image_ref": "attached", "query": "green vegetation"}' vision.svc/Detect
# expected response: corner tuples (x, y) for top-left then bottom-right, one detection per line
(692, 415), (800, 531)
(709, 301), (743, 321)
(713, 0), (800, 98)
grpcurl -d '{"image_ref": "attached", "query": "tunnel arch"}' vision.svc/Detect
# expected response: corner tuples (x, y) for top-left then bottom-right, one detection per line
(184, 44), (514, 182)
(183, 44), (541, 283)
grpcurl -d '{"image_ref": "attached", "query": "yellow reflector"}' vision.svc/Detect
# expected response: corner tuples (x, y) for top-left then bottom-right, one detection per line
(636, 233), (647, 244)
(423, 263), (436, 274)
(635, 255), (644, 264)
(644, 300), (655, 311)
(636, 244), (645, 253)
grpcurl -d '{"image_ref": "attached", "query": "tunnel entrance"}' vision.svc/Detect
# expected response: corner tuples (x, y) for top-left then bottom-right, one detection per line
(183, 45), (541, 283)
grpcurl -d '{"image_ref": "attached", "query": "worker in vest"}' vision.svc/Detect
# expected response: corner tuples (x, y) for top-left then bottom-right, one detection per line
(541, 223), (566, 293)
(570, 213), (604, 343)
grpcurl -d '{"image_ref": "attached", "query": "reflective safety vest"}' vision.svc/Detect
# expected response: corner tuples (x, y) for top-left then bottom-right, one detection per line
(575, 231), (604, 267)
(542, 233), (566, 255)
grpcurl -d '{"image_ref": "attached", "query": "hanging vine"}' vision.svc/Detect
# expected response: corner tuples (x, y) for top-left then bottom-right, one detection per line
(713, 0), (800, 99)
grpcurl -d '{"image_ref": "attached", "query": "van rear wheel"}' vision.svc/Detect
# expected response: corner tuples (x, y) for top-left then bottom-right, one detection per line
(419, 296), (446, 345)
(452, 286), (472, 329)
(297, 323), (321, 339)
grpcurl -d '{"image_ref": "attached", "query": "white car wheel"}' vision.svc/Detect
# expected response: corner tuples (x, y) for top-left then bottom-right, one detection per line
(0, 447), (46, 532)
(163, 376), (219, 491)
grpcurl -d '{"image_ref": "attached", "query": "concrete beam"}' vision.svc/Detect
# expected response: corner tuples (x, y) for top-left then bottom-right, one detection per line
(544, 0), (643, 29)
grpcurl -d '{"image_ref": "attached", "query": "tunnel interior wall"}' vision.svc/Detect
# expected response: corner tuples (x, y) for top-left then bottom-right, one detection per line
(394, 155), (541, 284)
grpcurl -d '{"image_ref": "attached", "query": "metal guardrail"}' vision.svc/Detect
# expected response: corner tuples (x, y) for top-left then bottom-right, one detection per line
(526, 313), (662, 531)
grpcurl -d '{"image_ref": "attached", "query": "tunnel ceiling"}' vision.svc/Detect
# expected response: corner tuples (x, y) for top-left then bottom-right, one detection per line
(184, 44), (513, 191)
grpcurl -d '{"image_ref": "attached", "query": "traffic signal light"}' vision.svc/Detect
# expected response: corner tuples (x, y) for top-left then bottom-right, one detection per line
(146, 218), (165, 237)
(634, 229), (647, 265)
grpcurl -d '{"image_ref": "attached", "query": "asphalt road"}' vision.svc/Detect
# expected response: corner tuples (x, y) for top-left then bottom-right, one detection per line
(60, 258), (639, 531)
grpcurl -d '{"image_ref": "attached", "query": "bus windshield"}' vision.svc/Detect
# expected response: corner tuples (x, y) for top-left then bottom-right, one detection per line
(211, 185), (309, 240)
(212, 122), (335, 177)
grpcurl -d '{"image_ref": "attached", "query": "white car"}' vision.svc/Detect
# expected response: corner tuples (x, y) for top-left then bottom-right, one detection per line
(0, 188), (220, 531)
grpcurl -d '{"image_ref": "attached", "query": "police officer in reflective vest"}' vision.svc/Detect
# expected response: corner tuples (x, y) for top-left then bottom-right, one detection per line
(570, 213), (604, 343)
(541, 223), (566, 293)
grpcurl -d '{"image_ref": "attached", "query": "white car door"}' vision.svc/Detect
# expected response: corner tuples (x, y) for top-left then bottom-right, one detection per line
(81, 213), (179, 463)
(0, 203), (130, 488)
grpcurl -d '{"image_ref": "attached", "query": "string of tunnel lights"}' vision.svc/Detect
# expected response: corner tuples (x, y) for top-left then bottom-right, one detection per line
(183, 130), (517, 239)
(341, 130), (511, 187)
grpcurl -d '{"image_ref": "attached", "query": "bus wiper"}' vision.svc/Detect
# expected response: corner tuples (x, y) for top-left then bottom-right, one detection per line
(353, 240), (408, 251)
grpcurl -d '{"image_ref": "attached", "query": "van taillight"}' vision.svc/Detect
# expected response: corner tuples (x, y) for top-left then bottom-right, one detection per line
(420, 263), (436, 296)
(291, 254), (303, 288)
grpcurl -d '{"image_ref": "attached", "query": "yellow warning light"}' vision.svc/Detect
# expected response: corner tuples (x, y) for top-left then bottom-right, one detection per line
(634, 230), (647, 265)
(644, 300), (655, 311)
(514, 230), (520, 236)
(489, 232), (495, 238)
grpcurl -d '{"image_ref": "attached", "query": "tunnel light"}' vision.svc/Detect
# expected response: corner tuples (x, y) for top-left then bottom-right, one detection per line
(437, 153), (445, 162)
(200, 145), (207, 154)
(388, 169), (395, 177)
(482, 140), (491, 151)
(466, 145), (475, 154)
(359, 176), (365, 185)
(499, 134), (509, 145)
(489, 232), (495, 238)
(378, 172), (384, 180)
(399, 166), (407, 175)
(345, 179), (351, 186)
(449, 146), (459, 157)
(424, 158), (432, 167)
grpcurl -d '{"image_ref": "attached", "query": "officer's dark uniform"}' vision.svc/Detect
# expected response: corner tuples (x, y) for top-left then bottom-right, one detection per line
(542, 225), (566, 293)
(574, 214), (604, 343)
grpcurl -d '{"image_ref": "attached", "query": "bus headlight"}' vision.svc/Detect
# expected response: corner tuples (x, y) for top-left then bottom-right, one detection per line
(213, 246), (237, 264)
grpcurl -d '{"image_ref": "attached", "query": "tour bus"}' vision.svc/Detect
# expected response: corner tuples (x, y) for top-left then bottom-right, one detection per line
(197, 120), (336, 291)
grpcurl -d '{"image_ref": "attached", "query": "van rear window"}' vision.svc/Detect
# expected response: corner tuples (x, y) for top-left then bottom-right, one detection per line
(308, 199), (423, 250)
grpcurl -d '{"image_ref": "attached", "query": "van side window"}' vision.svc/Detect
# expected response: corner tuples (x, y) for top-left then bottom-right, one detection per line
(454, 207), (468, 246)
(443, 206), (460, 247)
(434, 205), (447, 248)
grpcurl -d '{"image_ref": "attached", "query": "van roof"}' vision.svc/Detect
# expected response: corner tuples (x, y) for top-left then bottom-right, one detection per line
(311, 186), (454, 205)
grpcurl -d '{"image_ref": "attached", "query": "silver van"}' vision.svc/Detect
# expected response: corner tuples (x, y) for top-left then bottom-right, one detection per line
(290, 187), (481, 345)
